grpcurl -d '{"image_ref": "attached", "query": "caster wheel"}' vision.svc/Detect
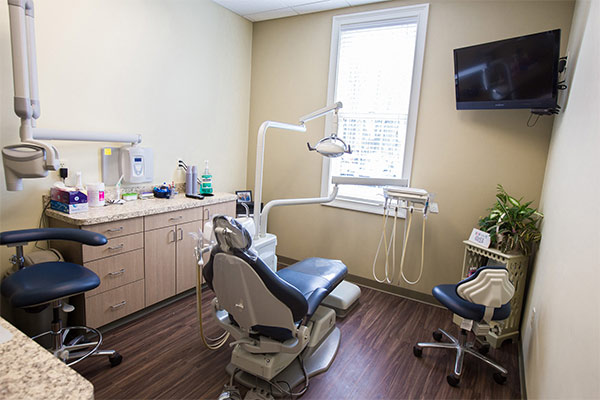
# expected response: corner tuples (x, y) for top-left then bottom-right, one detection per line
(478, 343), (491, 355)
(493, 372), (507, 385)
(432, 331), (443, 342)
(447, 374), (460, 387)
(109, 352), (123, 367)
(413, 346), (423, 358)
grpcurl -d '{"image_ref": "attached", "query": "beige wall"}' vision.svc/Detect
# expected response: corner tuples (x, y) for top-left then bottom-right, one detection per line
(0, 1), (252, 275)
(521, 0), (599, 398)
(247, 0), (574, 295)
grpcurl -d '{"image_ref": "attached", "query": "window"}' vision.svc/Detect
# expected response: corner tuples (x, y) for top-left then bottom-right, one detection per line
(321, 5), (429, 214)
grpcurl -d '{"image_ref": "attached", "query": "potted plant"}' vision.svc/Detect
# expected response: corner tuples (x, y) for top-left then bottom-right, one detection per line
(478, 185), (544, 255)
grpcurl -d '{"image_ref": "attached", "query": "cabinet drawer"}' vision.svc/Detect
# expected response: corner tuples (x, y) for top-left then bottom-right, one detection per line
(82, 232), (143, 262)
(85, 280), (145, 328)
(144, 207), (203, 231)
(84, 249), (144, 297)
(83, 217), (143, 239)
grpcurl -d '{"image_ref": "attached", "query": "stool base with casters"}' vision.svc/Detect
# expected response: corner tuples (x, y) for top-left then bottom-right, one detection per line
(0, 228), (123, 369)
(412, 267), (515, 387)
(413, 328), (507, 387)
(31, 300), (122, 367)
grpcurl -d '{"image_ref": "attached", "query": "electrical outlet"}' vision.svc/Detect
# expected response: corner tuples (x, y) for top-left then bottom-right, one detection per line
(59, 159), (68, 168)
(429, 202), (439, 213)
(530, 307), (537, 329)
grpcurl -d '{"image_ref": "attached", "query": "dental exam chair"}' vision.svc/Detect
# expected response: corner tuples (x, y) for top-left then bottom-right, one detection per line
(202, 216), (347, 397)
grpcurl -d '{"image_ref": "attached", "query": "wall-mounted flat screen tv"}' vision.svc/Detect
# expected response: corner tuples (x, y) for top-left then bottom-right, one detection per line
(454, 29), (560, 110)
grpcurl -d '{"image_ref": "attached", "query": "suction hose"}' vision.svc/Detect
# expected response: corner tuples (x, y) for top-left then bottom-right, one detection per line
(194, 240), (229, 350)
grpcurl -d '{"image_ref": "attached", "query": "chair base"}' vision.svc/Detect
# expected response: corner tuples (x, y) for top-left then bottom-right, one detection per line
(32, 300), (122, 367)
(226, 326), (341, 397)
(414, 328), (507, 387)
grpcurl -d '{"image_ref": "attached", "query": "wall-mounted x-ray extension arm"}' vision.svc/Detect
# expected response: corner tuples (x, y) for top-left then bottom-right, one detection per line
(3, 0), (142, 191)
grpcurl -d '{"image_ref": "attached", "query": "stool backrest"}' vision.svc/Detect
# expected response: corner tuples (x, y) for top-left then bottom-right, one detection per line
(456, 267), (515, 309)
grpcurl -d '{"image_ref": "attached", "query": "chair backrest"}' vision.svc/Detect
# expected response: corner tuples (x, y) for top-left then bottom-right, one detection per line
(203, 215), (308, 325)
(211, 253), (300, 333)
(456, 267), (515, 309)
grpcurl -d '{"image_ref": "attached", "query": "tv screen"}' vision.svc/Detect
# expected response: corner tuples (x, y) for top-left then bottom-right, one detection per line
(454, 29), (560, 110)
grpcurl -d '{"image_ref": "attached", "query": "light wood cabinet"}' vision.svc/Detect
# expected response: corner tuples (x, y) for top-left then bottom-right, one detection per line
(47, 197), (236, 328)
(84, 249), (144, 297)
(176, 220), (204, 293)
(85, 280), (145, 328)
(144, 226), (177, 306)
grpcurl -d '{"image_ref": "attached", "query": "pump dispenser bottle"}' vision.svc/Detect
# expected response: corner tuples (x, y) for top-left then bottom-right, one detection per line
(200, 160), (213, 196)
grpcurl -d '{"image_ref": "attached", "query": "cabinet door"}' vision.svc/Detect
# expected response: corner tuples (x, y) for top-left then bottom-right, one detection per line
(204, 200), (236, 223)
(176, 220), (204, 293)
(144, 226), (176, 306)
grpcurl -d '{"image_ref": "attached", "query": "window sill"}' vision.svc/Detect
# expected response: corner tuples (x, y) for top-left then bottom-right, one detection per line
(321, 197), (407, 218)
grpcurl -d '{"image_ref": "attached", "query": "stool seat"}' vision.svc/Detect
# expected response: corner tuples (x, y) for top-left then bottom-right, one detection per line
(1, 262), (100, 308)
(433, 284), (511, 321)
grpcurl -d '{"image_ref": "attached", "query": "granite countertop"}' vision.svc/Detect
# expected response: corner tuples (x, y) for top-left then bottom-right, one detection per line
(45, 192), (237, 226)
(0, 317), (94, 400)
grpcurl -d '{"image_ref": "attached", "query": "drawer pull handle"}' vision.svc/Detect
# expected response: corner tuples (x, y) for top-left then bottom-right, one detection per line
(178, 228), (184, 241)
(107, 226), (124, 233)
(108, 244), (124, 251)
(169, 216), (183, 221)
(110, 301), (127, 310)
(108, 268), (126, 277)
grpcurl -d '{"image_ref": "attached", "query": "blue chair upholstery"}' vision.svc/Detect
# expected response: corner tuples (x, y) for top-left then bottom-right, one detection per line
(433, 284), (511, 321)
(0, 228), (107, 246)
(1, 261), (100, 308)
(203, 216), (347, 341)
(414, 266), (515, 386)
(0, 227), (122, 367)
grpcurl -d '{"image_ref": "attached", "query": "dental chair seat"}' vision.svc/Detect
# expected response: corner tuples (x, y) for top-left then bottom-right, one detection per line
(1, 261), (100, 308)
(277, 257), (346, 318)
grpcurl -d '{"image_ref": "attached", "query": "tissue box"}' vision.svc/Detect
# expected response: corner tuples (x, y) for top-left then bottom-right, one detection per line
(51, 187), (88, 204)
(50, 200), (89, 214)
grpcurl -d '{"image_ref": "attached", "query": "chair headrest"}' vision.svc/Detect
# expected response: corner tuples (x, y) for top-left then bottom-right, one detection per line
(212, 215), (252, 253)
(456, 266), (515, 309)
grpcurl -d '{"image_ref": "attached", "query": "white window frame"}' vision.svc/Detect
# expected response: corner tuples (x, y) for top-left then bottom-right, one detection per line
(320, 4), (429, 215)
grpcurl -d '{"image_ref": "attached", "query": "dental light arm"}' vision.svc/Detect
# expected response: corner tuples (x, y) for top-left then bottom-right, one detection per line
(253, 121), (307, 239)
(259, 185), (339, 237)
(253, 103), (345, 239)
(298, 101), (342, 124)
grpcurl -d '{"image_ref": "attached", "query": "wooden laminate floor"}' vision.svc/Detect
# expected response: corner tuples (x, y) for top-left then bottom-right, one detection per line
(74, 287), (521, 399)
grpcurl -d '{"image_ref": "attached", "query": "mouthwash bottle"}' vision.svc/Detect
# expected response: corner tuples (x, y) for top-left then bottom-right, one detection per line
(200, 160), (213, 196)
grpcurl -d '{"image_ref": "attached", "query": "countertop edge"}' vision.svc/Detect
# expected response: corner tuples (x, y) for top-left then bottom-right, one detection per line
(45, 192), (237, 226)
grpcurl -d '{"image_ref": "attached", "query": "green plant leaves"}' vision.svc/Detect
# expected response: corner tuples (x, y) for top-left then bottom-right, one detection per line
(477, 184), (544, 255)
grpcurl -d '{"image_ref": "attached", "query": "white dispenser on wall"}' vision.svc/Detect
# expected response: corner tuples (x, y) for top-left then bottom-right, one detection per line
(119, 146), (153, 184)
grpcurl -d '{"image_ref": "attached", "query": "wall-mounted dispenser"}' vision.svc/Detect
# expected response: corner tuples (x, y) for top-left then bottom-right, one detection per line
(101, 146), (153, 185)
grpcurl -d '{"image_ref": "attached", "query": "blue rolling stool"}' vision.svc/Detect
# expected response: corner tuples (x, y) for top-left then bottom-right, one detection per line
(1, 228), (123, 367)
(413, 266), (515, 387)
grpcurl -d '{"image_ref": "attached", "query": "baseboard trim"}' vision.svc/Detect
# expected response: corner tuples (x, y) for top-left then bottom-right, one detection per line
(277, 255), (440, 307)
(519, 338), (527, 399)
(346, 274), (440, 307)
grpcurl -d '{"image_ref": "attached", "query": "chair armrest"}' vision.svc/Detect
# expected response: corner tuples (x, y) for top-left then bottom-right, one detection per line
(0, 228), (107, 247)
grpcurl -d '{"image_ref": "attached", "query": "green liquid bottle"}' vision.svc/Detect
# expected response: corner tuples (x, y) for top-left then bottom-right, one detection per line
(200, 160), (213, 195)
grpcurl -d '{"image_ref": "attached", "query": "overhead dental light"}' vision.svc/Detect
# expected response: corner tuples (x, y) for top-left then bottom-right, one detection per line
(303, 102), (352, 158)
(3, 0), (142, 191)
(307, 135), (351, 158)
